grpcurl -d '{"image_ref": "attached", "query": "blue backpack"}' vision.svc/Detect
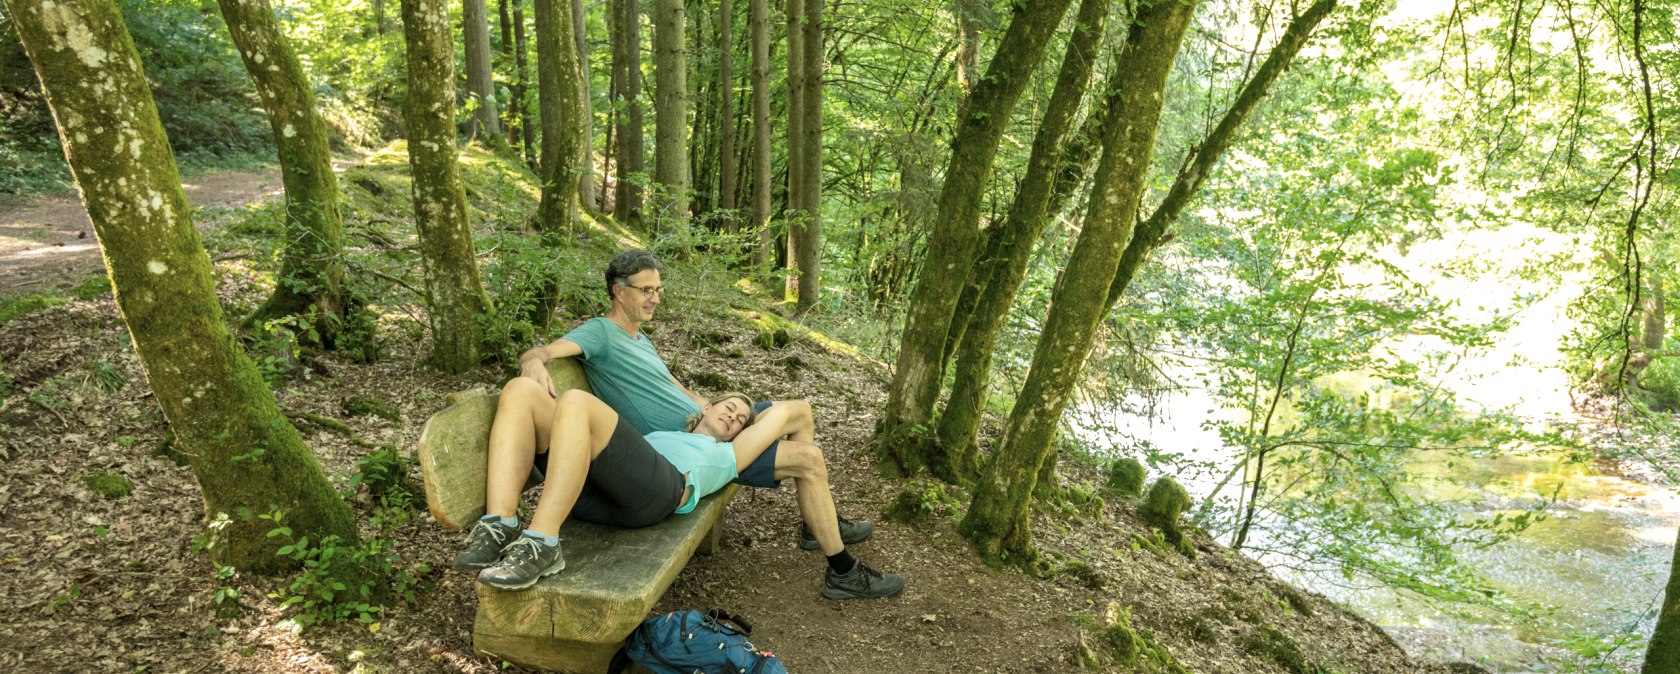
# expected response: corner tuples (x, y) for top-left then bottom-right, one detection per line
(610, 608), (789, 674)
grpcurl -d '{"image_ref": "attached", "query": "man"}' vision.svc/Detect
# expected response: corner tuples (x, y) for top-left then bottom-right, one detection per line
(504, 249), (902, 599)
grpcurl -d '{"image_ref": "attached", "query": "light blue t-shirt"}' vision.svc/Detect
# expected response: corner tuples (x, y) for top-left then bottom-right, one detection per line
(562, 317), (702, 434)
(645, 431), (739, 514)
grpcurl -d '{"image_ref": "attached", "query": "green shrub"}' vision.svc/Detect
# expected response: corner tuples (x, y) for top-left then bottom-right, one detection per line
(347, 446), (419, 505)
(1640, 357), (1680, 410)
(261, 508), (430, 628)
(883, 479), (964, 523)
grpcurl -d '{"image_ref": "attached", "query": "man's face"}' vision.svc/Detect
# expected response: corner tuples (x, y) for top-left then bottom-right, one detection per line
(614, 269), (664, 323)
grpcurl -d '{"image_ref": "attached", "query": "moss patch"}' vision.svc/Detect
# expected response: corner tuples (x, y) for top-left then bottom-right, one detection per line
(1105, 457), (1146, 497)
(882, 479), (964, 523)
(83, 472), (134, 500)
(0, 294), (66, 328)
(342, 396), (401, 422)
(1242, 624), (1312, 674)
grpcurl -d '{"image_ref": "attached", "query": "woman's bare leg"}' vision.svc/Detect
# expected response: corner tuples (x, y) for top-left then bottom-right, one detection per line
(526, 389), (621, 536)
(484, 378), (557, 519)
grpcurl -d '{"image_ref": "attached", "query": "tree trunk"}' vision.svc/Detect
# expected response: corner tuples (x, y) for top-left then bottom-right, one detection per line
(959, 0), (1199, 566)
(515, 0), (538, 169)
(215, 0), (352, 347)
(535, 0), (586, 238)
(1645, 274), (1667, 352)
(499, 0), (513, 54)
(1649, 530), (1680, 673)
(464, 0), (502, 139)
(402, 0), (491, 372)
(749, 0), (771, 265)
(790, 0), (821, 313)
(652, 0), (689, 229)
(689, 1), (716, 219)
(573, 0), (599, 210)
(932, 0), (1108, 484)
(877, 0), (1074, 476)
(784, 0), (805, 299)
(7, 0), (357, 571)
(718, 0), (737, 216)
(613, 0), (646, 229)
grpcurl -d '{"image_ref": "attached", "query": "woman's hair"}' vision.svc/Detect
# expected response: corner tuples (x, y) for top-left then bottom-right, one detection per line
(685, 392), (757, 433)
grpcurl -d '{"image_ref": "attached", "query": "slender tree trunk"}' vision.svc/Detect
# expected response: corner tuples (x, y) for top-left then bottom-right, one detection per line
(515, 0), (538, 169)
(7, 0), (357, 571)
(652, 0), (689, 230)
(790, 0), (821, 313)
(499, 0), (513, 54)
(785, 0), (805, 299)
(574, 0), (599, 210)
(535, 0), (585, 239)
(932, 0), (1108, 484)
(1645, 274), (1667, 352)
(215, 0), (352, 346)
(464, 0), (502, 139)
(952, 0), (980, 103)
(718, 0), (737, 218)
(749, 0), (771, 265)
(877, 0), (1074, 476)
(403, 0), (491, 372)
(613, 0), (646, 228)
(373, 0), (389, 35)
(689, 1), (716, 219)
(959, 0), (1199, 566)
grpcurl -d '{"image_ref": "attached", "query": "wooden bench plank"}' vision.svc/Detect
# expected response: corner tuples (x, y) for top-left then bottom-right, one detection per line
(474, 484), (739, 673)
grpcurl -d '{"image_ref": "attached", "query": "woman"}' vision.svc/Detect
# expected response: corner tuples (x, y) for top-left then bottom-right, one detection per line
(456, 377), (904, 599)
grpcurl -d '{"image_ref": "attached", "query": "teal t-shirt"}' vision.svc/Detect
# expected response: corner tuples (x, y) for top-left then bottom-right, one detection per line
(645, 431), (739, 514)
(562, 317), (702, 434)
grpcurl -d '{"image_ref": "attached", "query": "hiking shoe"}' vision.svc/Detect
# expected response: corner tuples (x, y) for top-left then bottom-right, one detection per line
(799, 517), (875, 550)
(453, 516), (521, 570)
(477, 536), (566, 590)
(822, 561), (905, 600)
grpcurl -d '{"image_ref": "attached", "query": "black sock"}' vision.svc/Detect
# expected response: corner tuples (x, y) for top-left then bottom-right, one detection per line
(826, 550), (857, 575)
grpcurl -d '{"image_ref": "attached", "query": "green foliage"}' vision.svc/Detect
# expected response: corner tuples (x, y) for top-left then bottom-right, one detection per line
(1639, 357), (1680, 411)
(345, 446), (419, 506)
(247, 315), (307, 385)
(83, 472), (134, 500)
(260, 508), (429, 628)
(1105, 457), (1146, 497)
(1240, 625), (1314, 674)
(116, 0), (272, 163)
(882, 479), (964, 523)
(0, 293), (66, 328)
(1098, 606), (1190, 674)
(82, 360), (127, 395)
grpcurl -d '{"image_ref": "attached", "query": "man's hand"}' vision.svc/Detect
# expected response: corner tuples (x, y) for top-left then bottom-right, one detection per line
(520, 357), (556, 397)
(517, 339), (583, 398)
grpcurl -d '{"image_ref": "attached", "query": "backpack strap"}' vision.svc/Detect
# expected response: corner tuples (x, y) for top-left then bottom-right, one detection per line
(638, 625), (686, 672)
(705, 608), (753, 635)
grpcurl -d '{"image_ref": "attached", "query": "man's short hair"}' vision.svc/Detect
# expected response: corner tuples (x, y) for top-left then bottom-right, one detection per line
(605, 249), (663, 301)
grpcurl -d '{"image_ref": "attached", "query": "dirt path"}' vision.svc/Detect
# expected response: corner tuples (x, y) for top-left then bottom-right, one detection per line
(0, 162), (340, 295)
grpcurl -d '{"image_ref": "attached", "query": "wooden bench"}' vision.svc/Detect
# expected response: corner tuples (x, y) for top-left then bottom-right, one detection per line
(417, 358), (737, 673)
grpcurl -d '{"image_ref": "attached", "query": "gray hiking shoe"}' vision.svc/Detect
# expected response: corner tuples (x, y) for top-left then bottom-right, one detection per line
(454, 516), (521, 570)
(822, 560), (904, 600)
(799, 517), (875, 550)
(478, 536), (566, 590)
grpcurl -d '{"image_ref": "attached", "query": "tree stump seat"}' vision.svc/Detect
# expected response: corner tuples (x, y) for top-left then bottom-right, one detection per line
(417, 358), (737, 673)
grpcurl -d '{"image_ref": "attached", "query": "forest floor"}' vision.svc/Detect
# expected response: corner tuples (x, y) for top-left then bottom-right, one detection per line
(0, 147), (1493, 673)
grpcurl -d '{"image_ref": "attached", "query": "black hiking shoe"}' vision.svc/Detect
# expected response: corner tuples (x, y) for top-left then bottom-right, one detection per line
(478, 536), (566, 590)
(798, 517), (875, 550)
(822, 561), (905, 600)
(453, 516), (520, 570)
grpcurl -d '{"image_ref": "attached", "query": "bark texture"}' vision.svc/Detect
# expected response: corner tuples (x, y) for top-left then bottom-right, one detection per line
(785, 0), (805, 297)
(877, 0), (1075, 475)
(960, 0), (1199, 565)
(933, 0), (1108, 483)
(215, 0), (351, 344)
(791, 0), (822, 313)
(717, 0), (736, 214)
(402, 0), (491, 372)
(652, 0), (689, 228)
(573, 0), (598, 210)
(464, 0), (502, 138)
(535, 0), (586, 236)
(8, 0), (356, 571)
(515, 0), (538, 168)
(1650, 528), (1680, 673)
(612, 0), (646, 228)
(748, 0), (772, 265)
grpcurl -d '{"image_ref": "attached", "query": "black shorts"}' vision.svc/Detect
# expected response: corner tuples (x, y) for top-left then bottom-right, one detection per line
(532, 417), (684, 528)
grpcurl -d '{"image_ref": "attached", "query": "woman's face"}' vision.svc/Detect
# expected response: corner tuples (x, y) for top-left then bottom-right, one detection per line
(697, 397), (752, 441)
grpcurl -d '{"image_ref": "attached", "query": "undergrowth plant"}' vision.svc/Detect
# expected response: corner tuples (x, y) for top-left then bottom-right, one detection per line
(260, 508), (429, 628)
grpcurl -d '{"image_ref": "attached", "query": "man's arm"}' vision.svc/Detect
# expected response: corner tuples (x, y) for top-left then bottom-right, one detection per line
(728, 400), (813, 471)
(519, 338), (583, 396)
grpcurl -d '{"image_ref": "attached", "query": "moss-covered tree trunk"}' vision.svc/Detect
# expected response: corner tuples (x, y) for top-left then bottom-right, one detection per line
(749, 0), (772, 266)
(784, 0), (805, 297)
(402, 0), (490, 372)
(215, 0), (351, 345)
(612, 0), (646, 229)
(876, 0), (1074, 476)
(573, 0), (598, 210)
(930, 0), (1107, 484)
(515, 0), (537, 168)
(464, 0), (502, 139)
(1648, 530), (1680, 672)
(790, 0), (822, 313)
(959, 0), (1199, 566)
(534, 0), (585, 236)
(7, 0), (357, 572)
(716, 0), (735, 214)
(652, 0), (689, 229)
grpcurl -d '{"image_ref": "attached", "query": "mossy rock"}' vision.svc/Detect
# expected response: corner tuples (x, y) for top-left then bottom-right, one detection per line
(1105, 457), (1146, 497)
(882, 479), (962, 523)
(685, 371), (735, 392)
(690, 329), (732, 347)
(1059, 560), (1105, 590)
(1242, 624), (1311, 674)
(1141, 477), (1190, 539)
(84, 472), (134, 500)
(342, 396), (401, 422)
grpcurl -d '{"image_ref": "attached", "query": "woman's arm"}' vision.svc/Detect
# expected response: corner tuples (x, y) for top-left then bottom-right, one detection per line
(728, 400), (812, 465)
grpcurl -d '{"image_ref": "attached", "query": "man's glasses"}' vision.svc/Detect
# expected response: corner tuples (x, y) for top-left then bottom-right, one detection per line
(626, 284), (666, 298)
